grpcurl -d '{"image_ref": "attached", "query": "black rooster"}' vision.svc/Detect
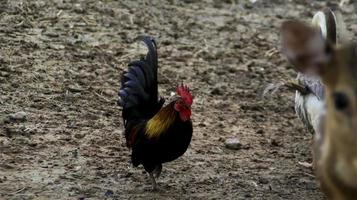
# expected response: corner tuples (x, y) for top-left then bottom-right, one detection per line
(118, 36), (193, 190)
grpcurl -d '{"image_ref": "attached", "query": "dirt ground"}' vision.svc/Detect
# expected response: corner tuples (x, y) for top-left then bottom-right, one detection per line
(1, 0), (357, 199)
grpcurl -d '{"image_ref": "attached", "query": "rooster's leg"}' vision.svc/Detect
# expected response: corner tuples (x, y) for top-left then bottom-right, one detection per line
(149, 172), (157, 191)
(153, 164), (162, 178)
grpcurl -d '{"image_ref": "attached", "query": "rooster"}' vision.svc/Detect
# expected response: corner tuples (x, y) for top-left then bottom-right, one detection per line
(118, 36), (193, 190)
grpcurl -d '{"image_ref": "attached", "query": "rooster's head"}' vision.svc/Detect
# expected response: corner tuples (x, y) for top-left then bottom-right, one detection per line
(174, 84), (193, 122)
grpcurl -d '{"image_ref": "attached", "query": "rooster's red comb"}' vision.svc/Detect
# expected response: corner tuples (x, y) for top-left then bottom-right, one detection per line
(176, 84), (193, 106)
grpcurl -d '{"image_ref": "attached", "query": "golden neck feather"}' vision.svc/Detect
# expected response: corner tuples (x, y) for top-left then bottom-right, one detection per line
(145, 103), (177, 138)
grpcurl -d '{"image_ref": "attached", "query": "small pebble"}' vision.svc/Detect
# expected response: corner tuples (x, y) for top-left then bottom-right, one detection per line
(74, 133), (85, 139)
(270, 139), (280, 147)
(211, 87), (223, 95)
(105, 189), (114, 197)
(103, 89), (115, 96)
(0, 137), (10, 147)
(224, 138), (243, 150)
(43, 31), (59, 38)
(8, 111), (27, 122)
(259, 177), (269, 184)
(68, 85), (84, 93)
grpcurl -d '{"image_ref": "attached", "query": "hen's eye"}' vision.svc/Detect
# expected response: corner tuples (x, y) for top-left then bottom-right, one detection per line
(333, 92), (349, 111)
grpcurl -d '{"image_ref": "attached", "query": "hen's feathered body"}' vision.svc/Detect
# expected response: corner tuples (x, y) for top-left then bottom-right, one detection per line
(294, 8), (336, 136)
(295, 74), (325, 134)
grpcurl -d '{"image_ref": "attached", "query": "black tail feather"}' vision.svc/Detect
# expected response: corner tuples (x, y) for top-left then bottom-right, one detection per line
(140, 36), (158, 69)
(128, 60), (155, 89)
(118, 36), (163, 122)
(127, 67), (146, 88)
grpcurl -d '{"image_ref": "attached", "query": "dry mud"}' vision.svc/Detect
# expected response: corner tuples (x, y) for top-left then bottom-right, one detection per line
(1, 0), (357, 199)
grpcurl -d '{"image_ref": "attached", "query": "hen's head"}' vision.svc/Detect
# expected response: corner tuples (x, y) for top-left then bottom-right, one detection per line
(174, 84), (193, 121)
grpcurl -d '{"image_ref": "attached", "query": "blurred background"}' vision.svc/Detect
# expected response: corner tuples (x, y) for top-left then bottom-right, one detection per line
(0, 0), (356, 199)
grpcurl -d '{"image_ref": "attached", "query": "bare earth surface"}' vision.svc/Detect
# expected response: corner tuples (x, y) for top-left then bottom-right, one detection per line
(1, 0), (357, 199)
